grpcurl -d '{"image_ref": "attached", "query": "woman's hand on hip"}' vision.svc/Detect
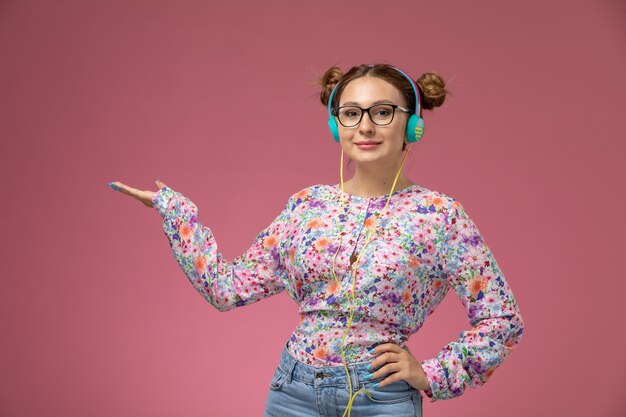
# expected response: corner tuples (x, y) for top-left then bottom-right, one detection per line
(107, 179), (169, 208)
(368, 343), (430, 391)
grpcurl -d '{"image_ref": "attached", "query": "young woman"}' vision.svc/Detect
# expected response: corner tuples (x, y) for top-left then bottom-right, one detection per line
(108, 63), (524, 417)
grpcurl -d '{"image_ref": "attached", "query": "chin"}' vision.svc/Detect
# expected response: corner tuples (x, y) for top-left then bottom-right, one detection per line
(350, 156), (395, 167)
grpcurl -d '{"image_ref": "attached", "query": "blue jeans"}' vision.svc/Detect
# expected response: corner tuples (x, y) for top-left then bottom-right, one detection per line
(264, 342), (423, 417)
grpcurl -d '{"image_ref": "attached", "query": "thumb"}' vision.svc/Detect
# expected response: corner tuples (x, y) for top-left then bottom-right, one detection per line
(155, 179), (168, 189)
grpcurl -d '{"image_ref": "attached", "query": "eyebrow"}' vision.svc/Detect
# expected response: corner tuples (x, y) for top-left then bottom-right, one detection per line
(340, 100), (394, 106)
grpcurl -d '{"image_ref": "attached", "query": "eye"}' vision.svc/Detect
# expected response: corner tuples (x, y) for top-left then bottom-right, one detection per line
(339, 108), (361, 118)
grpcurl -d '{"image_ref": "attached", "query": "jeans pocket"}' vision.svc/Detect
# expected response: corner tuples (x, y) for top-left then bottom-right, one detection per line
(362, 379), (417, 404)
(269, 366), (287, 391)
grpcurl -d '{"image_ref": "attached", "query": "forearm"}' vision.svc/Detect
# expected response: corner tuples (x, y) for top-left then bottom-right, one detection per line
(152, 186), (290, 311)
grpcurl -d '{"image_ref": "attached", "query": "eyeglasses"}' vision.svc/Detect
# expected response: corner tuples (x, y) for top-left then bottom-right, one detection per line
(334, 104), (410, 127)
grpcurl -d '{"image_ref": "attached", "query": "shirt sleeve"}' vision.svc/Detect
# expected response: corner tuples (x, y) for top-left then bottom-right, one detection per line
(151, 186), (294, 312)
(420, 199), (524, 402)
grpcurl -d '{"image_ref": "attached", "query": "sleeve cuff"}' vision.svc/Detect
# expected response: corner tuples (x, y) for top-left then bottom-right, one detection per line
(421, 358), (445, 403)
(151, 186), (176, 217)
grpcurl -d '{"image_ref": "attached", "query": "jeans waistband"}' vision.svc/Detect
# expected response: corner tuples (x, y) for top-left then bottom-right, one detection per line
(278, 341), (386, 388)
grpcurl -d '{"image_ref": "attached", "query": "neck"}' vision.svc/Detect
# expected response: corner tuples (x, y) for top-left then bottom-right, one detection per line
(344, 161), (413, 198)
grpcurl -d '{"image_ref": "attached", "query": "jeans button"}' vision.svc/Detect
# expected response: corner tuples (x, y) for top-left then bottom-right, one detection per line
(315, 372), (324, 380)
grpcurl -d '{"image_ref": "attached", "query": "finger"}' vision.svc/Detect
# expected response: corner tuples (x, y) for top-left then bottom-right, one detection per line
(374, 371), (404, 389)
(370, 352), (401, 370)
(370, 343), (403, 356)
(155, 179), (167, 189)
(110, 182), (147, 200)
(112, 182), (138, 195)
(108, 181), (128, 193)
(109, 181), (137, 194)
(368, 362), (403, 382)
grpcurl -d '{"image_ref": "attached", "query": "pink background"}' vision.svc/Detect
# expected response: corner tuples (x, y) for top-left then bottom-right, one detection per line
(1, 0), (624, 416)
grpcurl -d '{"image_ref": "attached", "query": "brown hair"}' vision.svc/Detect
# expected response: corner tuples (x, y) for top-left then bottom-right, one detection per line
(320, 63), (451, 118)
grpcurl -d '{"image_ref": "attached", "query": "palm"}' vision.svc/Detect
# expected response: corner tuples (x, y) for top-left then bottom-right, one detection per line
(108, 179), (168, 208)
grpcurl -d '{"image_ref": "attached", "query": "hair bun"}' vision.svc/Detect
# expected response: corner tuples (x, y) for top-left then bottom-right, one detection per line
(416, 72), (451, 110)
(319, 66), (344, 107)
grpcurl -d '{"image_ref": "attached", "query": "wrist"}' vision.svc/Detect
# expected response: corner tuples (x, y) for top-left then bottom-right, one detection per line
(407, 371), (430, 391)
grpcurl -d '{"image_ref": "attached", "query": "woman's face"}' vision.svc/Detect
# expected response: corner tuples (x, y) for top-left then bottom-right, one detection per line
(337, 76), (409, 169)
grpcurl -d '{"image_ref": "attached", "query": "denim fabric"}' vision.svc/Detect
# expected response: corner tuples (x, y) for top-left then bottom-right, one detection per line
(264, 342), (423, 417)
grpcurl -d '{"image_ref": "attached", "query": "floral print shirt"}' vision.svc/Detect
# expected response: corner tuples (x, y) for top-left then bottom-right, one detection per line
(151, 183), (524, 402)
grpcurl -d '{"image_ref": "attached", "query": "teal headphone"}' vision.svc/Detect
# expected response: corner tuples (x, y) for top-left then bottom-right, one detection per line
(327, 66), (425, 143)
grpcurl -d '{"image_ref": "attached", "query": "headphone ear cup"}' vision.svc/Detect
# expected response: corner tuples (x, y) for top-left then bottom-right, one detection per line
(328, 117), (340, 142)
(406, 114), (425, 143)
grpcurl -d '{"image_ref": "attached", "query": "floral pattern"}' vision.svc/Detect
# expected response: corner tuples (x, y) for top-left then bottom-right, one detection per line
(151, 183), (524, 402)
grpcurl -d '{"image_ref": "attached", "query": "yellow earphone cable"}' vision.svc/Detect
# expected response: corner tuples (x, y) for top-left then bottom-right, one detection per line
(329, 145), (413, 417)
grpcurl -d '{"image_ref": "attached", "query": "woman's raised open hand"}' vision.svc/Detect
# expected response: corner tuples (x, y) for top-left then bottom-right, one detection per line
(108, 179), (169, 208)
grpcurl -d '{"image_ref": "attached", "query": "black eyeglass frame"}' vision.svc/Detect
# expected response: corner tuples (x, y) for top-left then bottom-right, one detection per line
(333, 104), (411, 127)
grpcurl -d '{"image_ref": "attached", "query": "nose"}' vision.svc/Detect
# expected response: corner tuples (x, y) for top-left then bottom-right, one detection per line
(358, 110), (375, 135)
